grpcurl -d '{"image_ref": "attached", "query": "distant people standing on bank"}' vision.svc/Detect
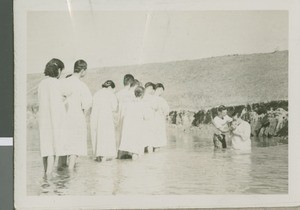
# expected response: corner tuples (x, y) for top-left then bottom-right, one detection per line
(229, 107), (251, 153)
(116, 74), (135, 149)
(118, 86), (148, 159)
(59, 60), (92, 170)
(90, 80), (118, 162)
(212, 105), (233, 149)
(153, 83), (170, 151)
(38, 58), (65, 174)
(143, 82), (157, 153)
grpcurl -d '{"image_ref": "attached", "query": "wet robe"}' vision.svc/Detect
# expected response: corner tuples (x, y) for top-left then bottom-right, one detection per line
(90, 88), (118, 158)
(38, 77), (65, 157)
(142, 93), (158, 148)
(118, 99), (148, 155)
(115, 88), (135, 148)
(230, 120), (251, 152)
(153, 96), (170, 147)
(59, 76), (92, 156)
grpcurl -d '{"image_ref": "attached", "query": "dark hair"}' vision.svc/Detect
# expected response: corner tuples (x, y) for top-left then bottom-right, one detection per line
(65, 74), (73, 78)
(145, 82), (155, 89)
(44, 58), (64, 78)
(134, 86), (145, 98)
(102, 80), (115, 89)
(155, 83), (165, 90)
(123, 74), (134, 86)
(230, 106), (245, 118)
(130, 79), (140, 88)
(74, 60), (87, 73)
(217, 105), (227, 112)
(52, 58), (64, 70)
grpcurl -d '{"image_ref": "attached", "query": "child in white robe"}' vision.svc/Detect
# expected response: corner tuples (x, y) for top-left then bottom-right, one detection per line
(60, 60), (92, 170)
(90, 80), (118, 161)
(38, 58), (65, 174)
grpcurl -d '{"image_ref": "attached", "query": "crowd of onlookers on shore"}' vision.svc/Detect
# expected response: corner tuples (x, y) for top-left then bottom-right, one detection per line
(168, 101), (288, 139)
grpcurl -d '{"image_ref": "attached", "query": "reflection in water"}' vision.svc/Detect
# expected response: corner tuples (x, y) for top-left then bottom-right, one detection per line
(27, 127), (288, 195)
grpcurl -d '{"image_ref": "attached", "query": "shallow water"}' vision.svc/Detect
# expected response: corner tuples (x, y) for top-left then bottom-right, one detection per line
(27, 126), (288, 195)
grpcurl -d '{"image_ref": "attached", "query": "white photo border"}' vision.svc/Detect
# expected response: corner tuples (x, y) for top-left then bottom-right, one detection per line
(14, 0), (300, 209)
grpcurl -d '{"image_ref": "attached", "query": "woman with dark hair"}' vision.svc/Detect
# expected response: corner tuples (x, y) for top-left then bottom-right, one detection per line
(38, 58), (65, 174)
(118, 86), (148, 159)
(90, 80), (118, 162)
(153, 83), (169, 151)
(229, 107), (251, 152)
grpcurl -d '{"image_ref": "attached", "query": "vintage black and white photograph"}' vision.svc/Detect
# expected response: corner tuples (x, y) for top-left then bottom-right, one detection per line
(15, 0), (300, 208)
(25, 10), (289, 196)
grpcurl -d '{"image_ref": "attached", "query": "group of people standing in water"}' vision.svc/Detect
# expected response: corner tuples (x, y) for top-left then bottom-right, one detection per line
(38, 58), (169, 174)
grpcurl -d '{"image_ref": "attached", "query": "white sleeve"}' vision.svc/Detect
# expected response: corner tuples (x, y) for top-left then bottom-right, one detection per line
(81, 84), (93, 111)
(161, 98), (170, 116)
(111, 93), (118, 112)
(225, 115), (233, 122)
(90, 93), (99, 154)
(213, 117), (222, 129)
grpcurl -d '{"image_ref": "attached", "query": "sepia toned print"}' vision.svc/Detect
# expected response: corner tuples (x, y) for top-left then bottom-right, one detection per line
(15, 1), (300, 209)
(25, 11), (288, 196)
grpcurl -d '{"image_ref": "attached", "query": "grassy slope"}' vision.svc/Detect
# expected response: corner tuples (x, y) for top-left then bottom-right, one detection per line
(27, 51), (288, 110)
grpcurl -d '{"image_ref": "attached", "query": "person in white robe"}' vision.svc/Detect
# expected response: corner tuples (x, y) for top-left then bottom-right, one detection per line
(118, 86), (148, 159)
(38, 58), (65, 173)
(142, 82), (158, 153)
(90, 80), (118, 161)
(59, 60), (92, 170)
(153, 83), (170, 151)
(115, 74), (135, 149)
(229, 108), (251, 153)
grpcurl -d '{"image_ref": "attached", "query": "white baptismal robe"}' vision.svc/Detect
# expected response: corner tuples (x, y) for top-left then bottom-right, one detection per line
(118, 99), (148, 155)
(153, 96), (170, 147)
(231, 120), (252, 152)
(115, 88), (134, 147)
(90, 88), (118, 157)
(142, 94), (158, 147)
(59, 76), (92, 156)
(38, 77), (65, 157)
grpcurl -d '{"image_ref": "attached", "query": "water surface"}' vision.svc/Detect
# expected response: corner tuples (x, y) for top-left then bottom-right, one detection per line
(27, 126), (288, 195)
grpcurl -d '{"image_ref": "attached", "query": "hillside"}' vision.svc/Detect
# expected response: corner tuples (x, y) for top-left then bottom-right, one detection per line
(27, 50), (288, 110)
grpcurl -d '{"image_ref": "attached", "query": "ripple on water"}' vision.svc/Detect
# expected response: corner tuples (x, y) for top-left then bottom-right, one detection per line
(27, 128), (288, 195)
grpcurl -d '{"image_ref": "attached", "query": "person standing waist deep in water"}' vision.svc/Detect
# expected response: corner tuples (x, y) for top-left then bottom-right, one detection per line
(212, 105), (233, 149)
(230, 107), (251, 153)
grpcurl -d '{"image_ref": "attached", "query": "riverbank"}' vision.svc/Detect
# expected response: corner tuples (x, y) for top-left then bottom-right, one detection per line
(167, 100), (288, 141)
